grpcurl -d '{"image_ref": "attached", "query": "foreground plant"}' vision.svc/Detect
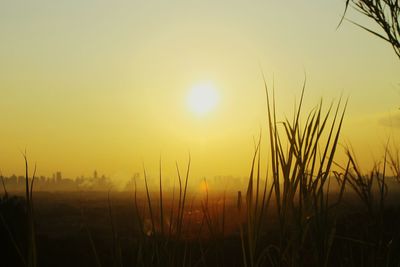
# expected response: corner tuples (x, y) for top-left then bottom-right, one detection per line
(23, 152), (37, 267)
(340, 0), (400, 59)
(240, 78), (348, 267)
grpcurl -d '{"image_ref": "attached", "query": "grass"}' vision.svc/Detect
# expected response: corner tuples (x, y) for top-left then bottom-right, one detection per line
(0, 152), (37, 266)
(237, 78), (349, 266)
(22, 152), (37, 267)
(1, 83), (400, 266)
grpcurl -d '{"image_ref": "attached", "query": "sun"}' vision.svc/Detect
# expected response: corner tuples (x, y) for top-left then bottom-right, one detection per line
(187, 82), (219, 116)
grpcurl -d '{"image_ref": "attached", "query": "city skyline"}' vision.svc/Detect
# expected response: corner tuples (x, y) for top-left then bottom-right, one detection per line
(0, 1), (399, 181)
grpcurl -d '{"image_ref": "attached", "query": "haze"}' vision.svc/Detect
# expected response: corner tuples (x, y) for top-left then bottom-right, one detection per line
(0, 0), (399, 182)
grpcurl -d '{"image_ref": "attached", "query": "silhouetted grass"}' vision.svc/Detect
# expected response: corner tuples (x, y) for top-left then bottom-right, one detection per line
(23, 152), (37, 267)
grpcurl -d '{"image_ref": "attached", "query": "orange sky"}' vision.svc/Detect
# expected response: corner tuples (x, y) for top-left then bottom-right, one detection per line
(0, 1), (399, 184)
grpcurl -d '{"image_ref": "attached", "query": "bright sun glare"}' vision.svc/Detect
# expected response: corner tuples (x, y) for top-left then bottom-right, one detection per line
(187, 82), (219, 116)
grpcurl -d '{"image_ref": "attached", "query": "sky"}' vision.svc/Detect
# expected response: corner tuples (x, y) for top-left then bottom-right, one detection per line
(0, 0), (399, 183)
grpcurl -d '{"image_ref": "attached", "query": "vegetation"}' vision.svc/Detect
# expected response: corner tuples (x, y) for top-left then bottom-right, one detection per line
(340, 0), (400, 59)
(1, 152), (37, 267)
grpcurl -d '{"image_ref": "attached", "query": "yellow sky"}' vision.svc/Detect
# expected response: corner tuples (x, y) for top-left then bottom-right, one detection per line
(0, 0), (399, 182)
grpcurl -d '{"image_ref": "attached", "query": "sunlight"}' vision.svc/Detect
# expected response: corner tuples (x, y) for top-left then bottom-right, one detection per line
(187, 82), (219, 116)
(199, 179), (209, 193)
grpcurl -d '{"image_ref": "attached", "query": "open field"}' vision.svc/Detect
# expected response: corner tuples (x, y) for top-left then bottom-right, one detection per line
(2, 191), (245, 266)
(1, 185), (400, 267)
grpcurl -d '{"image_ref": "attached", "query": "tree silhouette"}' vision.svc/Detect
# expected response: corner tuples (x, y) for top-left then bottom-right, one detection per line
(340, 0), (400, 59)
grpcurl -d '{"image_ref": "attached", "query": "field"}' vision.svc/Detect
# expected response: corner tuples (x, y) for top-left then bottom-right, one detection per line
(1, 188), (400, 267)
(2, 191), (245, 266)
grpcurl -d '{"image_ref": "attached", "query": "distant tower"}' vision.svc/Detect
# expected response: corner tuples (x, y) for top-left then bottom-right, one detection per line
(237, 191), (242, 210)
(56, 171), (62, 182)
(94, 170), (98, 179)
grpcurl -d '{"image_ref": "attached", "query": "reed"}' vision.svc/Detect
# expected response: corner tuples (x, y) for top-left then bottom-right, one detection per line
(238, 77), (349, 266)
(22, 152), (37, 267)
